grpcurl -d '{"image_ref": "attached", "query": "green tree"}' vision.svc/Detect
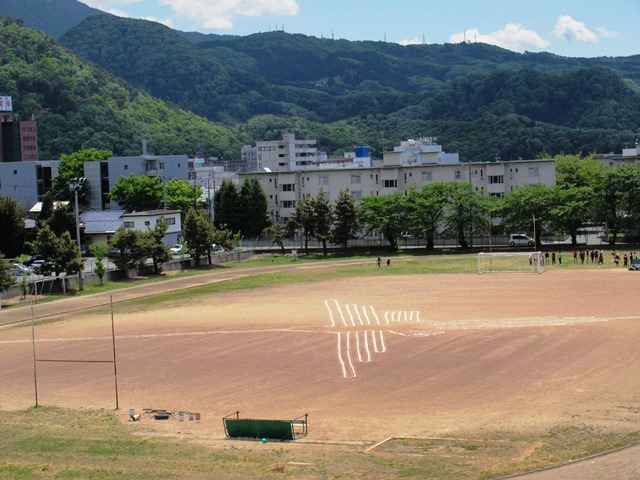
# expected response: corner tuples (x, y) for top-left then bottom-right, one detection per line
(0, 195), (26, 257)
(263, 224), (288, 254)
(442, 182), (490, 249)
(109, 174), (163, 212)
(211, 226), (237, 253)
(37, 192), (55, 226)
(358, 192), (407, 251)
(91, 243), (109, 285)
(108, 227), (146, 276)
(239, 178), (270, 237)
(52, 148), (112, 202)
(44, 203), (76, 238)
(214, 180), (241, 232)
(595, 163), (640, 244)
(619, 163), (640, 232)
(549, 186), (596, 246)
(407, 183), (450, 251)
(183, 208), (214, 266)
(287, 196), (316, 255)
(31, 224), (59, 276)
(53, 231), (84, 282)
(331, 189), (359, 251)
(141, 217), (171, 274)
(555, 154), (605, 189)
(311, 189), (333, 256)
(165, 178), (202, 214)
(502, 184), (556, 248)
(0, 254), (16, 304)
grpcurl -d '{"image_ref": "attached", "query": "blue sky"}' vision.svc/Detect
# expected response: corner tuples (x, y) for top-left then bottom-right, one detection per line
(82, 0), (639, 58)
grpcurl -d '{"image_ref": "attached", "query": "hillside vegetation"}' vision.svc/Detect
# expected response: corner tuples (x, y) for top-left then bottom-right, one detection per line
(0, 6), (639, 161)
(0, 16), (241, 160)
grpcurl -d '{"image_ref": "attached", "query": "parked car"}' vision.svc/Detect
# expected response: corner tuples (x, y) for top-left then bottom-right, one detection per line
(11, 262), (32, 276)
(31, 259), (54, 274)
(169, 244), (183, 255)
(211, 244), (227, 253)
(24, 255), (45, 267)
(509, 234), (534, 247)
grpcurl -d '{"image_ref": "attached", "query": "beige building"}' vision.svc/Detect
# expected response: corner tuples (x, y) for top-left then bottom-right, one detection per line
(242, 133), (320, 172)
(243, 140), (556, 225)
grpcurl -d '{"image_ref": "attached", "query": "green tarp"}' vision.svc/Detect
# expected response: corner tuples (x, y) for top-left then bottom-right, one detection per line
(224, 418), (295, 440)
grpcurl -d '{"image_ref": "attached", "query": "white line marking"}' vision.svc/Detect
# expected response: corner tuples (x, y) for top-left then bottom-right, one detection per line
(324, 299), (336, 327)
(345, 332), (356, 377)
(362, 306), (372, 326)
(362, 331), (371, 362)
(378, 330), (387, 352)
(336, 332), (348, 378)
(353, 305), (364, 326)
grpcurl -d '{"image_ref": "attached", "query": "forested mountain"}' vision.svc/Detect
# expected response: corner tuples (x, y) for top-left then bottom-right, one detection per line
(1, 2), (640, 162)
(0, 0), (106, 38)
(0, 16), (240, 160)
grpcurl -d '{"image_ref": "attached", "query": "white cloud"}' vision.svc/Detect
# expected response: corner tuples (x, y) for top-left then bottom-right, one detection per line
(82, 0), (300, 30)
(553, 15), (598, 43)
(159, 0), (301, 30)
(397, 37), (424, 46)
(449, 23), (550, 52)
(597, 26), (620, 39)
(82, 0), (141, 8)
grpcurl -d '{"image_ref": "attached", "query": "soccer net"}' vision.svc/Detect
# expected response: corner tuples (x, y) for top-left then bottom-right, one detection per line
(478, 251), (544, 274)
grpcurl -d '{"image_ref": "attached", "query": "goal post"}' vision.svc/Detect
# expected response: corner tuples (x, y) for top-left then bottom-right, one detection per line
(478, 251), (544, 274)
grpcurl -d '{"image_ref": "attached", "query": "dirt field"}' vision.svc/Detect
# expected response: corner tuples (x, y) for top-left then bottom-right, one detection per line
(1, 267), (640, 476)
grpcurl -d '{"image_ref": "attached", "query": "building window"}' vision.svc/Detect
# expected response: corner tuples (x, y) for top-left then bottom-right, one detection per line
(352, 191), (362, 199)
(282, 200), (296, 208)
(489, 175), (504, 184)
(350, 175), (361, 185)
(319, 176), (329, 186)
(124, 165), (128, 170)
(528, 167), (539, 177)
(144, 220), (151, 227)
(282, 184), (295, 192)
(455, 170), (462, 180)
(167, 218), (176, 225)
(383, 179), (397, 188)
(124, 221), (134, 228)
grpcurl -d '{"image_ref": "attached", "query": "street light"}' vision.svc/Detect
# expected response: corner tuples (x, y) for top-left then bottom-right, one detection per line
(69, 177), (86, 291)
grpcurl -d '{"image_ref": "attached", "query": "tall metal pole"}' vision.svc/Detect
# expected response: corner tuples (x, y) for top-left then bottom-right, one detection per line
(71, 179), (84, 291)
(30, 300), (39, 407)
(110, 295), (119, 410)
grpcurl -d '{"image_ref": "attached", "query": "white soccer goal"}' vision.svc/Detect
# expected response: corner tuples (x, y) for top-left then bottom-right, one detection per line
(478, 251), (545, 274)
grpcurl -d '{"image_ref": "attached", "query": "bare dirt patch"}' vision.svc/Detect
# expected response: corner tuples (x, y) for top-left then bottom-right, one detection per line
(1, 268), (639, 476)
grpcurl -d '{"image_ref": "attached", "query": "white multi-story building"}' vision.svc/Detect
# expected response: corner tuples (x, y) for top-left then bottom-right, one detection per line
(242, 139), (556, 225)
(242, 133), (319, 172)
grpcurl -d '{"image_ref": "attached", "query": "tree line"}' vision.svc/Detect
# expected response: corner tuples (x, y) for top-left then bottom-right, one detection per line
(3, 153), (640, 296)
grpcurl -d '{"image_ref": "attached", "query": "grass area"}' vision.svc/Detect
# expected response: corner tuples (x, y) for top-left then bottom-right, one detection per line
(0, 407), (637, 479)
(3, 249), (632, 312)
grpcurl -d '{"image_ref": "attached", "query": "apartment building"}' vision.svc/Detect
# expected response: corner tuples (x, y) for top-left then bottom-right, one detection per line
(84, 154), (190, 210)
(242, 133), (319, 172)
(242, 138), (556, 225)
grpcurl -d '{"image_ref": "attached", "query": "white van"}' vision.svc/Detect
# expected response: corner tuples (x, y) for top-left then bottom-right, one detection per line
(509, 234), (534, 246)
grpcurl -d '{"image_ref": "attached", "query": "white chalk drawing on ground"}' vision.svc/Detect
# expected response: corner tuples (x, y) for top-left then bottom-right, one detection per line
(324, 299), (443, 379)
